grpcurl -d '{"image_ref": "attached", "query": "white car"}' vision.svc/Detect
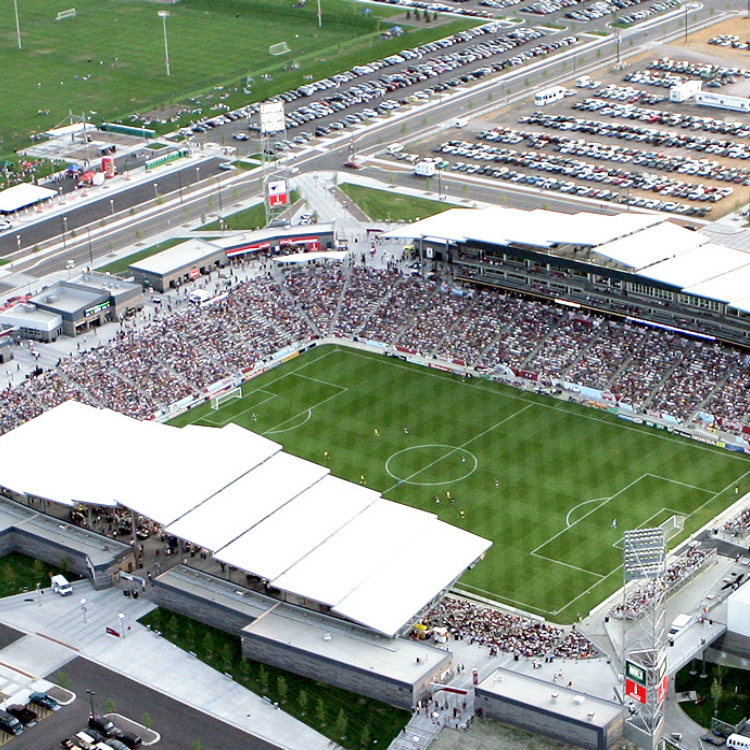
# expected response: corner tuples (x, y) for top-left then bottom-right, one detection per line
(0, 219), (12, 231)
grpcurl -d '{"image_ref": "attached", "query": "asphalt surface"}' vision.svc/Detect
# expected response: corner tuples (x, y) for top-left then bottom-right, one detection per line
(7, 656), (282, 750)
(0, 623), (24, 651)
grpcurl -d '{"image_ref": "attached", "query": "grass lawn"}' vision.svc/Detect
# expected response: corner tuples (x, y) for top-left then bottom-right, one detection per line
(0, 552), (78, 598)
(171, 346), (750, 623)
(201, 191), (299, 230)
(0, 0), (475, 156)
(139, 608), (409, 749)
(675, 662), (750, 731)
(97, 237), (185, 276)
(340, 183), (452, 222)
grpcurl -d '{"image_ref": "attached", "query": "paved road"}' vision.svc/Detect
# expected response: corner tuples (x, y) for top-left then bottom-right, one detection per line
(8, 656), (282, 750)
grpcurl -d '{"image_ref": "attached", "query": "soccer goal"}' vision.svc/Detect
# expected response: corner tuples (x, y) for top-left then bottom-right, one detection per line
(269, 42), (291, 56)
(660, 513), (686, 541)
(56, 8), (76, 20)
(211, 386), (242, 411)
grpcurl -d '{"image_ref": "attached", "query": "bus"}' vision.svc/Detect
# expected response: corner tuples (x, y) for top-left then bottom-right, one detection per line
(534, 86), (565, 106)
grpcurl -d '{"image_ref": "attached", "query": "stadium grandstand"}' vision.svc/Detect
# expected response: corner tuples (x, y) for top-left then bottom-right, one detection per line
(385, 206), (750, 350)
(0, 399), (490, 638)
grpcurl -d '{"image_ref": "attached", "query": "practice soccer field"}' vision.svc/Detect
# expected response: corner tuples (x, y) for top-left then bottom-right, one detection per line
(173, 345), (750, 623)
(0, 0), (472, 155)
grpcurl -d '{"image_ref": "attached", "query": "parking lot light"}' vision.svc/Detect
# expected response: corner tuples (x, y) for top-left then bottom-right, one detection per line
(158, 11), (171, 77)
(86, 689), (95, 717)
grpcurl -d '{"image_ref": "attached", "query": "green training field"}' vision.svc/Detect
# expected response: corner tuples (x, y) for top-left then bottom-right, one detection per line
(0, 0), (473, 155)
(172, 345), (750, 623)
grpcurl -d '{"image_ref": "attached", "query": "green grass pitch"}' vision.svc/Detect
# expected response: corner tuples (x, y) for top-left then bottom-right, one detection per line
(172, 345), (750, 623)
(0, 0), (474, 155)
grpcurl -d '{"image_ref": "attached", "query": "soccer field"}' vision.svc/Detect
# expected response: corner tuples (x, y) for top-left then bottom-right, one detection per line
(173, 345), (750, 623)
(0, 0), (472, 155)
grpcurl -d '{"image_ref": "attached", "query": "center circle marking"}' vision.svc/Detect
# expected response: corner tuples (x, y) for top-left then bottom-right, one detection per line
(385, 444), (478, 486)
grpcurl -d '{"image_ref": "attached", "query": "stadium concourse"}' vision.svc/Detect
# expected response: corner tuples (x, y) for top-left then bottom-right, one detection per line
(0, 399), (490, 638)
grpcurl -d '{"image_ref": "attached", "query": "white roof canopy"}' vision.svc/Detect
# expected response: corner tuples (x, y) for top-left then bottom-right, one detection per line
(0, 402), (490, 636)
(0, 183), (56, 214)
(638, 243), (750, 289)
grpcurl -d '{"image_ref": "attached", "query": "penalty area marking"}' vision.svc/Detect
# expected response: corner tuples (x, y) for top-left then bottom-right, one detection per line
(385, 445), (478, 487)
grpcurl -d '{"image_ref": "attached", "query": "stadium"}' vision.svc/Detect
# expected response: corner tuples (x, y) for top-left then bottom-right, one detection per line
(1, 205), (750, 749)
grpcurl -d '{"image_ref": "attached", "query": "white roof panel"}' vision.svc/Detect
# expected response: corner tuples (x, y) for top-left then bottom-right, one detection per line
(0, 184), (56, 214)
(594, 223), (709, 269)
(335, 520), (491, 636)
(165, 452), (329, 551)
(638, 243), (750, 289)
(272, 499), (436, 606)
(685, 264), (750, 305)
(384, 206), (664, 248)
(215, 476), (380, 579)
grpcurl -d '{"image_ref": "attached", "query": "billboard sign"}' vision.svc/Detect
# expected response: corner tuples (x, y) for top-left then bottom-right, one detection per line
(260, 101), (285, 134)
(267, 179), (288, 207)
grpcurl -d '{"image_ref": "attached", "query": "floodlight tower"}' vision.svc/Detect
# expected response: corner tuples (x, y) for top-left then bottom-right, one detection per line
(158, 11), (171, 76)
(13, 0), (22, 49)
(259, 100), (289, 226)
(621, 528), (668, 750)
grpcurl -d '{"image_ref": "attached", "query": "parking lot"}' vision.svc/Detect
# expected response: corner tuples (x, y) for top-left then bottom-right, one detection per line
(390, 17), (750, 218)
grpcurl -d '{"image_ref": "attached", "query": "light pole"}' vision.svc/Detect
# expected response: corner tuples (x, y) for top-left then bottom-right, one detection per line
(109, 198), (114, 216)
(35, 583), (41, 607)
(177, 169), (183, 204)
(13, 0), (21, 49)
(16, 234), (21, 253)
(158, 11), (171, 77)
(80, 597), (88, 623)
(86, 689), (95, 717)
(216, 175), (223, 214)
(86, 225), (94, 268)
(195, 166), (200, 185)
(118, 613), (126, 637)
(154, 182), (159, 200)
(61, 216), (68, 253)
(317, 0), (322, 27)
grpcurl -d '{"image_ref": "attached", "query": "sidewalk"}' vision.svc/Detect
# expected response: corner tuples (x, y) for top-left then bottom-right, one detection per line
(0, 582), (333, 750)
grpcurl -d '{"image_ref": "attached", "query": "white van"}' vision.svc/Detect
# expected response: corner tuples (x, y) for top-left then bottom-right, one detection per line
(188, 289), (211, 305)
(728, 735), (750, 750)
(386, 143), (404, 155)
(668, 613), (691, 638)
(51, 575), (73, 596)
(74, 731), (98, 749)
(576, 75), (592, 88)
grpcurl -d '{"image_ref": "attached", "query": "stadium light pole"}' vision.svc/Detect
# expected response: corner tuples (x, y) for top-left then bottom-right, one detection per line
(158, 11), (171, 77)
(317, 0), (322, 27)
(13, 0), (22, 49)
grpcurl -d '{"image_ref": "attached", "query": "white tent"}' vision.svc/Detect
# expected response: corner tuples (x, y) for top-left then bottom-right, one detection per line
(0, 183), (57, 214)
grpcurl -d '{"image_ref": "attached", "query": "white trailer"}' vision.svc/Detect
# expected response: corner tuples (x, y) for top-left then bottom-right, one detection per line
(696, 91), (750, 113)
(534, 86), (565, 106)
(414, 160), (436, 177)
(669, 80), (702, 103)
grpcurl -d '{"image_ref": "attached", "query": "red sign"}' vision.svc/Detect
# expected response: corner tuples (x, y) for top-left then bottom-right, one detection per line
(269, 192), (288, 207)
(188, 268), (200, 279)
(625, 679), (647, 704)
(657, 674), (668, 703)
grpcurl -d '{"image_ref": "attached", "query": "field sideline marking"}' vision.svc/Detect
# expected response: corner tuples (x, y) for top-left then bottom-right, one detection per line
(644, 473), (715, 494)
(529, 552), (604, 580)
(264, 379), (349, 437)
(381, 403), (535, 494)
(343, 348), (750, 462)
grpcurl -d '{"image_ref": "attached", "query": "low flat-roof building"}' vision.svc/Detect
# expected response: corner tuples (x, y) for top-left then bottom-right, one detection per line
(129, 239), (228, 292)
(475, 668), (624, 750)
(241, 600), (452, 709)
(0, 304), (63, 342)
(28, 272), (142, 337)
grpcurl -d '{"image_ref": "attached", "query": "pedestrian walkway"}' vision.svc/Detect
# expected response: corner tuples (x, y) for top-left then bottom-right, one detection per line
(0, 582), (333, 750)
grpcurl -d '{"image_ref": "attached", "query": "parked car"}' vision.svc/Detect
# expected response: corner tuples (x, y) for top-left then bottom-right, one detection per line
(89, 714), (118, 737)
(115, 730), (142, 749)
(7, 704), (37, 726)
(29, 691), (61, 711)
(0, 709), (23, 735)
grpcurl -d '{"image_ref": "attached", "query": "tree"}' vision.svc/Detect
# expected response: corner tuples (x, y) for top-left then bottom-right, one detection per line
(201, 631), (214, 660)
(711, 676), (723, 716)
(192, 741), (203, 750)
(141, 713), (153, 729)
(184, 622), (196, 651)
(298, 689), (309, 716)
(277, 675), (288, 703)
(316, 697), (327, 727)
(56, 671), (69, 690)
(405, 8), (411, 19)
(164, 614), (178, 640)
(333, 709), (348, 741)
(221, 642), (233, 673)
(104, 698), (116, 714)
(360, 725), (371, 749)
(259, 665), (269, 694)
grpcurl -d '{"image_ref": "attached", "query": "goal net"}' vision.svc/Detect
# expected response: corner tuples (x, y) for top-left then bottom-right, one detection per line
(660, 514), (686, 541)
(269, 42), (290, 56)
(56, 8), (76, 20)
(211, 386), (242, 411)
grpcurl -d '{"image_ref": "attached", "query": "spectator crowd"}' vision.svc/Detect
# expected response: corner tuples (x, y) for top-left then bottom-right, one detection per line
(1, 263), (750, 440)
